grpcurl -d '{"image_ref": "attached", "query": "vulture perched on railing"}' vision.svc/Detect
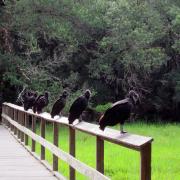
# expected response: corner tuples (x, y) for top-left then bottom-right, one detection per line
(33, 92), (49, 114)
(51, 90), (68, 118)
(99, 90), (140, 134)
(68, 89), (91, 124)
(0, 0), (5, 6)
(23, 90), (38, 111)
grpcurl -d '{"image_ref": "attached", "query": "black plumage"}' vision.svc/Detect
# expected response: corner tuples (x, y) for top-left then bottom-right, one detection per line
(33, 94), (43, 113)
(0, 0), (5, 6)
(99, 90), (140, 133)
(51, 90), (68, 118)
(33, 92), (49, 114)
(68, 89), (91, 124)
(23, 90), (38, 111)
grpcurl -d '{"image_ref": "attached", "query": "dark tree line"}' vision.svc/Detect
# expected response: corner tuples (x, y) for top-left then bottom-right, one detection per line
(0, 0), (180, 122)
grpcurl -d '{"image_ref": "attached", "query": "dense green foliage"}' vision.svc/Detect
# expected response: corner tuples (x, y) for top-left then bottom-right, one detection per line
(29, 123), (180, 179)
(0, 0), (180, 120)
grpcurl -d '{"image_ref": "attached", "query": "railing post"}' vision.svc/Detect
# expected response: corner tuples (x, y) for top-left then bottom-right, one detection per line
(1, 105), (4, 124)
(96, 136), (104, 174)
(17, 110), (21, 139)
(20, 112), (24, 142)
(53, 121), (59, 171)
(31, 116), (36, 152)
(140, 142), (151, 180)
(5, 106), (8, 127)
(6, 106), (9, 127)
(14, 110), (17, 135)
(3, 105), (5, 125)
(0, 105), (2, 125)
(8, 107), (10, 127)
(11, 108), (14, 131)
(8, 107), (10, 128)
(41, 118), (45, 160)
(10, 108), (13, 131)
(7, 106), (10, 128)
(5, 106), (8, 126)
(69, 126), (75, 180)
(25, 113), (29, 145)
(12, 109), (16, 134)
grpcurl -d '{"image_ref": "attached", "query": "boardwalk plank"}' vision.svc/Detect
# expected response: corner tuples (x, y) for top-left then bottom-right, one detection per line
(0, 125), (58, 180)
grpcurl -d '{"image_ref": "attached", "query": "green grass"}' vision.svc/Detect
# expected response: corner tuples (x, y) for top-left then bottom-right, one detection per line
(28, 122), (180, 180)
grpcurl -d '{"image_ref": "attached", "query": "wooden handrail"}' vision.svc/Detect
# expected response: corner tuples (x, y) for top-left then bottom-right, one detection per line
(3, 103), (153, 149)
(1, 102), (153, 180)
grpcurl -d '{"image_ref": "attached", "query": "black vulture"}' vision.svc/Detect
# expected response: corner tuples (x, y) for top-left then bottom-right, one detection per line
(99, 90), (140, 133)
(0, 0), (5, 6)
(68, 89), (91, 124)
(33, 92), (49, 114)
(51, 90), (68, 118)
(33, 94), (43, 113)
(23, 91), (38, 111)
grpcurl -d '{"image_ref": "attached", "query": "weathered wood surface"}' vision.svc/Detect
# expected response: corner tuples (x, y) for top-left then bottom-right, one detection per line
(53, 121), (59, 171)
(96, 136), (104, 173)
(69, 127), (76, 180)
(3, 103), (153, 151)
(0, 125), (57, 180)
(32, 116), (36, 152)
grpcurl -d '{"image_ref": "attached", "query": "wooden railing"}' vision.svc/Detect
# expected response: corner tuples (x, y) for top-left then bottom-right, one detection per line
(1, 102), (153, 180)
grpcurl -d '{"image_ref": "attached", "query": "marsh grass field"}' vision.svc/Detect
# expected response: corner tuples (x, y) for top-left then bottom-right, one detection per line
(28, 122), (180, 180)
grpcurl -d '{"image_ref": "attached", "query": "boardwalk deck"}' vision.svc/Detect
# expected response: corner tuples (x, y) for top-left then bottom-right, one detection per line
(0, 125), (58, 180)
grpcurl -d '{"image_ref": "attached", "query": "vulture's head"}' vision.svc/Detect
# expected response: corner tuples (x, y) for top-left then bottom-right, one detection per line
(84, 89), (91, 100)
(62, 90), (68, 98)
(28, 90), (36, 97)
(126, 90), (140, 106)
(44, 91), (49, 98)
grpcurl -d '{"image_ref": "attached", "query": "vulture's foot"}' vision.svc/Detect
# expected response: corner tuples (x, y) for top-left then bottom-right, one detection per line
(120, 131), (127, 134)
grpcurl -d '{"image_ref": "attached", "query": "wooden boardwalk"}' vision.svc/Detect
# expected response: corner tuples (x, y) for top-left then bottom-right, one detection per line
(1, 103), (153, 180)
(0, 125), (58, 180)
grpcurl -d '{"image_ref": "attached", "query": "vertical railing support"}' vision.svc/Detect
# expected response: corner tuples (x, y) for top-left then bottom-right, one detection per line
(7, 106), (10, 127)
(25, 113), (29, 145)
(0, 105), (2, 125)
(7, 107), (10, 128)
(2, 105), (5, 125)
(69, 126), (75, 180)
(5, 106), (8, 125)
(12, 108), (14, 131)
(17, 111), (21, 139)
(11, 108), (16, 133)
(32, 116), (36, 152)
(1, 105), (4, 124)
(14, 109), (17, 135)
(20, 112), (24, 142)
(96, 136), (104, 174)
(140, 142), (151, 180)
(53, 121), (59, 171)
(10, 108), (14, 131)
(41, 118), (45, 160)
